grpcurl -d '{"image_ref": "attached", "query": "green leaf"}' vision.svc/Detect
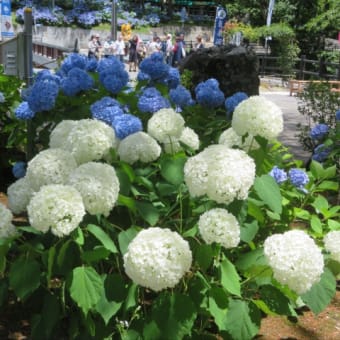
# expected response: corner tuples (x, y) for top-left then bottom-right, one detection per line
(118, 194), (136, 213)
(156, 182), (177, 196)
(310, 160), (325, 179)
(118, 226), (140, 255)
(195, 244), (214, 271)
(123, 283), (138, 311)
(87, 224), (117, 253)
(311, 195), (329, 214)
(152, 293), (197, 340)
(259, 285), (295, 316)
(72, 227), (84, 246)
(207, 286), (229, 330)
(47, 246), (56, 286)
(135, 201), (160, 226)
(224, 299), (260, 340)
(240, 220), (259, 243)
(310, 214), (323, 235)
(96, 290), (122, 325)
(301, 268), (336, 315)
(160, 154), (186, 186)
(316, 180), (338, 191)
(69, 266), (103, 316)
(9, 258), (41, 299)
(253, 175), (282, 214)
(220, 257), (241, 296)
(328, 219), (340, 230)
(81, 246), (110, 263)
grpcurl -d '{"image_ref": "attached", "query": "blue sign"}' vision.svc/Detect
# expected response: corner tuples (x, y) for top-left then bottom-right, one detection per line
(1, 0), (15, 39)
(213, 6), (227, 46)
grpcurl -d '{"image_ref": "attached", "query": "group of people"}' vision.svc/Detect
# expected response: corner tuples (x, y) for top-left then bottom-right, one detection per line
(88, 32), (205, 72)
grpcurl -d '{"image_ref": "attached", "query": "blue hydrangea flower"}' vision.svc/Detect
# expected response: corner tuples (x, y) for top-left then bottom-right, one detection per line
(312, 144), (332, 163)
(12, 161), (27, 179)
(35, 69), (61, 85)
(137, 71), (151, 82)
(139, 52), (170, 81)
(59, 53), (87, 75)
(225, 92), (248, 118)
(336, 110), (340, 121)
(195, 78), (225, 108)
(86, 58), (98, 72)
(112, 114), (143, 139)
(288, 168), (309, 190)
(137, 87), (170, 113)
(15, 101), (35, 120)
(27, 78), (60, 112)
(0, 92), (5, 103)
(269, 166), (287, 184)
(162, 67), (180, 89)
(93, 106), (124, 125)
(169, 85), (193, 109)
(60, 67), (94, 96)
(310, 123), (329, 140)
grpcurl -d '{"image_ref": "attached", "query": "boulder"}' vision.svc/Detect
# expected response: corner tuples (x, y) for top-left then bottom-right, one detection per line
(179, 44), (260, 97)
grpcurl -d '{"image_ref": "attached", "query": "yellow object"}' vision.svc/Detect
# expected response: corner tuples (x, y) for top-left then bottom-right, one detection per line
(121, 23), (132, 42)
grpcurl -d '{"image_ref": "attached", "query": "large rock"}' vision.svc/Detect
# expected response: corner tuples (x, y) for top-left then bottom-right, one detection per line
(179, 44), (260, 97)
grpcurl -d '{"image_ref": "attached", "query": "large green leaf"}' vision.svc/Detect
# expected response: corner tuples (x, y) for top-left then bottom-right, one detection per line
(224, 299), (260, 340)
(160, 154), (186, 186)
(207, 286), (229, 331)
(152, 293), (197, 339)
(240, 220), (259, 243)
(87, 224), (117, 253)
(220, 257), (241, 297)
(135, 201), (160, 226)
(301, 268), (336, 314)
(9, 258), (41, 299)
(253, 174), (282, 214)
(69, 266), (103, 316)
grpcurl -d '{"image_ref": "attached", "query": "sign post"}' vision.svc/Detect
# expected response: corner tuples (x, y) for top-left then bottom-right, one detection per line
(213, 6), (227, 46)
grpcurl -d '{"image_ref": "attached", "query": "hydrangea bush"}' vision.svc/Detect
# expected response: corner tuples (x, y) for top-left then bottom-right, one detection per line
(0, 51), (339, 339)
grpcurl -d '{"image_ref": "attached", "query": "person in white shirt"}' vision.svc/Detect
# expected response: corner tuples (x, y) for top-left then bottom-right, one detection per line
(147, 36), (161, 56)
(115, 35), (126, 62)
(103, 36), (117, 57)
(88, 35), (99, 59)
(165, 33), (173, 65)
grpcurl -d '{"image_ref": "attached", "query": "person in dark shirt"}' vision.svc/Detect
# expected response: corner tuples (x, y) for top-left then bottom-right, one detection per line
(128, 35), (139, 71)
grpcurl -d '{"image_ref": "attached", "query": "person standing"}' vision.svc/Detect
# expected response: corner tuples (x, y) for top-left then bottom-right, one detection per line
(172, 35), (185, 66)
(115, 35), (126, 62)
(88, 35), (99, 59)
(147, 36), (161, 56)
(103, 35), (116, 57)
(128, 35), (139, 72)
(165, 33), (173, 65)
(193, 35), (205, 51)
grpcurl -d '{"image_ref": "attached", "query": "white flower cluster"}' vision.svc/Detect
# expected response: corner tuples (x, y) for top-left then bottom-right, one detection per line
(184, 144), (256, 204)
(163, 127), (200, 154)
(7, 177), (34, 214)
(68, 162), (120, 216)
(198, 208), (240, 249)
(49, 119), (118, 164)
(27, 184), (85, 237)
(117, 131), (161, 164)
(232, 96), (283, 140)
(123, 227), (192, 291)
(26, 148), (78, 191)
(323, 231), (340, 263)
(218, 128), (259, 151)
(264, 230), (324, 295)
(0, 203), (17, 239)
(147, 108), (185, 143)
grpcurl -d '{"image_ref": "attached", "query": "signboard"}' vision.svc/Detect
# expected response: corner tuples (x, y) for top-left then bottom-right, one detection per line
(213, 6), (227, 46)
(0, 0), (15, 41)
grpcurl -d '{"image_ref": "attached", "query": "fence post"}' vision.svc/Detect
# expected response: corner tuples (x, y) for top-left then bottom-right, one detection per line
(299, 54), (306, 80)
(319, 56), (327, 79)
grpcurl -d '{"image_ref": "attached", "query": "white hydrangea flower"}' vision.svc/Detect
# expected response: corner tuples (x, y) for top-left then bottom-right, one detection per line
(198, 208), (240, 249)
(49, 120), (77, 149)
(180, 127), (200, 151)
(147, 108), (185, 143)
(117, 131), (161, 164)
(7, 177), (34, 214)
(26, 148), (78, 192)
(68, 162), (120, 216)
(218, 127), (259, 151)
(324, 231), (340, 263)
(264, 230), (324, 295)
(184, 144), (256, 204)
(27, 184), (85, 237)
(56, 119), (118, 164)
(232, 96), (283, 140)
(0, 203), (17, 239)
(123, 227), (192, 292)
(162, 136), (182, 154)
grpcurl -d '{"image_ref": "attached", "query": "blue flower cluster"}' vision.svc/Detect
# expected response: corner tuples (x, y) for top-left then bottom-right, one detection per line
(336, 110), (340, 121)
(312, 144), (332, 163)
(137, 87), (170, 113)
(269, 166), (287, 184)
(162, 67), (181, 89)
(169, 85), (193, 109)
(310, 123), (329, 140)
(15, 102), (35, 120)
(225, 92), (248, 118)
(61, 67), (94, 96)
(112, 114), (143, 140)
(97, 57), (129, 95)
(58, 53), (88, 76)
(195, 78), (225, 108)
(288, 168), (309, 190)
(139, 53), (170, 82)
(12, 161), (27, 179)
(91, 97), (124, 125)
